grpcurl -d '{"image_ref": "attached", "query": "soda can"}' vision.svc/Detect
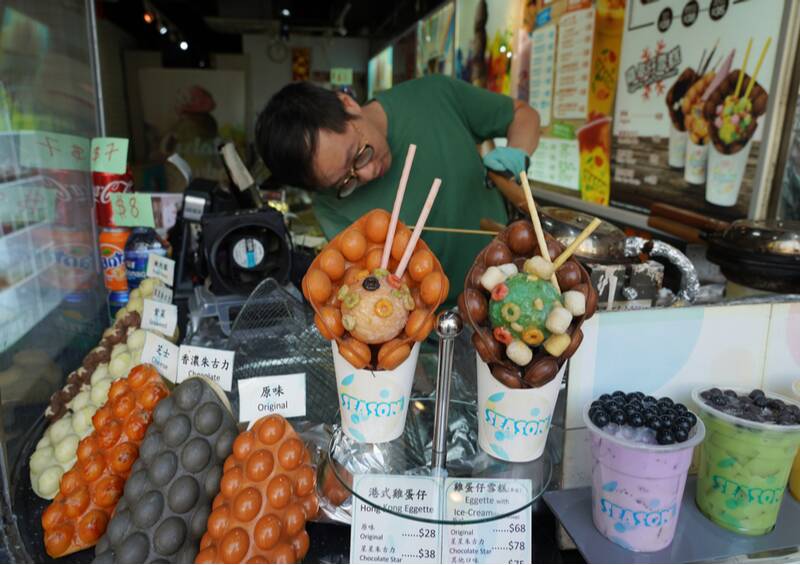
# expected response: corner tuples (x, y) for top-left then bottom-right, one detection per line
(108, 290), (130, 319)
(99, 227), (130, 291)
(94, 168), (133, 227)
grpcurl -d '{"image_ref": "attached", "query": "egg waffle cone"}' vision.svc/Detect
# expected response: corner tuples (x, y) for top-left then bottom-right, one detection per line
(302, 209), (449, 370)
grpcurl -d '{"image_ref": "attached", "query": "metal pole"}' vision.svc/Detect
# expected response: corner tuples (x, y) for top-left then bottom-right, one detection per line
(86, 0), (106, 136)
(431, 309), (463, 471)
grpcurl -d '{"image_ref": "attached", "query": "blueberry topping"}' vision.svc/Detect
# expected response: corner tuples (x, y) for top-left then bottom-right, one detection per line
(612, 390), (626, 399)
(628, 412), (645, 428)
(724, 389), (738, 397)
(685, 412), (697, 427)
(656, 428), (675, 445)
(709, 388), (722, 397)
(610, 410), (626, 425)
(673, 403), (688, 415)
(598, 394), (612, 403)
(753, 396), (769, 408)
(647, 416), (663, 431)
(660, 414), (674, 428)
(591, 410), (609, 428)
(768, 399), (785, 411)
(643, 395), (658, 405)
(748, 389), (765, 400)
(673, 428), (689, 443)
(674, 417), (692, 432)
(711, 395), (728, 407)
(362, 276), (380, 291)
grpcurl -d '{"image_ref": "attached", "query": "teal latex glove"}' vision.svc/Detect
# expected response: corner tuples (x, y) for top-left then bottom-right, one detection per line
(483, 146), (530, 183)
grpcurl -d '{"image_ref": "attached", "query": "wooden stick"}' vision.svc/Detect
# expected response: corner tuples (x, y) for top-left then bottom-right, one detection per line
(734, 38), (753, 99)
(520, 171), (560, 292)
(395, 178), (442, 278)
(552, 218), (603, 269)
(409, 225), (498, 236)
(381, 144), (416, 269)
(744, 37), (771, 101)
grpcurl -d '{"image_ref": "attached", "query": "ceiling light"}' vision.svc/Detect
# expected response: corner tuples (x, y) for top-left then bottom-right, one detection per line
(143, 12), (154, 24)
(499, 45), (507, 53)
(506, 51), (512, 58)
(179, 40), (189, 51)
(159, 26), (168, 35)
(281, 8), (290, 17)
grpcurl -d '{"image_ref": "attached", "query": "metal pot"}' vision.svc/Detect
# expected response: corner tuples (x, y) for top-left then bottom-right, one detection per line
(707, 219), (800, 293)
(539, 207), (700, 303)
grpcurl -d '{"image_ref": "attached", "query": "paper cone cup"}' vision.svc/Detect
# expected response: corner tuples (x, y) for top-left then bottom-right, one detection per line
(332, 342), (420, 443)
(683, 138), (708, 185)
(705, 140), (752, 207)
(668, 124), (687, 168)
(477, 355), (564, 462)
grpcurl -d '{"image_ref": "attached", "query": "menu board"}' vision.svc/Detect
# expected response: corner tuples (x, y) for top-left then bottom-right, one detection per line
(528, 26), (556, 127)
(611, 0), (786, 219)
(528, 137), (580, 190)
(554, 6), (595, 120)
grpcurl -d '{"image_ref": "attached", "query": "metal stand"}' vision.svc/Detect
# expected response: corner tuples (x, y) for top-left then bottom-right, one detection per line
(431, 309), (463, 471)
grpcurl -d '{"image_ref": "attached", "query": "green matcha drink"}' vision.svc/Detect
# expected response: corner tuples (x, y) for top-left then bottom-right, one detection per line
(693, 388), (800, 536)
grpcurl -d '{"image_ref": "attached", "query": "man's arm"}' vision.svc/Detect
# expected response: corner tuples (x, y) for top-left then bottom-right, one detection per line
(506, 100), (541, 155)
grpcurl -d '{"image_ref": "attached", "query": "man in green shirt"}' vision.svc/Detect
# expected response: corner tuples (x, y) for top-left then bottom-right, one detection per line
(255, 75), (540, 303)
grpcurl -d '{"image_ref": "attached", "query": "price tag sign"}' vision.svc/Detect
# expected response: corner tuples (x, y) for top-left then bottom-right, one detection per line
(238, 374), (306, 423)
(141, 331), (178, 382)
(151, 283), (173, 304)
(350, 475), (442, 564)
(442, 478), (532, 564)
(90, 137), (129, 174)
(111, 193), (155, 228)
(177, 345), (235, 391)
(146, 254), (175, 287)
(141, 299), (177, 337)
(330, 67), (353, 85)
(19, 131), (91, 171)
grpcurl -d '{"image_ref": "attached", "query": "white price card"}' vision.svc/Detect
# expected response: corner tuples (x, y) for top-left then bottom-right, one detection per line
(350, 475), (443, 564)
(141, 331), (178, 382)
(239, 374), (306, 423)
(177, 345), (235, 391)
(151, 283), (173, 304)
(146, 254), (175, 287)
(442, 478), (532, 564)
(141, 299), (177, 336)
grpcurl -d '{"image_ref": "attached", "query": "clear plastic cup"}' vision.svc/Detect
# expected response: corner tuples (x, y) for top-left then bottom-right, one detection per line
(583, 402), (705, 552)
(692, 387), (800, 535)
(331, 342), (419, 444)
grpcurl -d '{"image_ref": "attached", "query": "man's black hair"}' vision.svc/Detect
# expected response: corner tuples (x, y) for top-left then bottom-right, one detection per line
(255, 81), (354, 189)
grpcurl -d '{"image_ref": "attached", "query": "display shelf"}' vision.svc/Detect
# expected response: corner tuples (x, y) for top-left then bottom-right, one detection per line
(327, 397), (553, 525)
(544, 479), (800, 564)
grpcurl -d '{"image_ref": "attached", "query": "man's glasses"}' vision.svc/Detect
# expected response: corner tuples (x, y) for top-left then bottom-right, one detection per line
(336, 123), (374, 198)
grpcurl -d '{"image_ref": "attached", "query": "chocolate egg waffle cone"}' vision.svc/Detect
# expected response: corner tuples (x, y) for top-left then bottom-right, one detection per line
(665, 67), (698, 131)
(46, 311), (142, 423)
(459, 220), (597, 389)
(42, 365), (168, 557)
(93, 377), (238, 564)
(195, 414), (319, 564)
(703, 70), (768, 155)
(302, 209), (449, 370)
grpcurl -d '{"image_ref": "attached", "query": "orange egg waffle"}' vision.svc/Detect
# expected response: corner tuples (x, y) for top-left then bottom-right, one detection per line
(302, 209), (449, 370)
(195, 414), (319, 564)
(42, 364), (168, 558)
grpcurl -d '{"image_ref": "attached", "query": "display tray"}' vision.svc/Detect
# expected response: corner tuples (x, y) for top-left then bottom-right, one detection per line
(544, 478), (800, 564)
(327, 397), (553, 524)
(7, 413), (345, 564)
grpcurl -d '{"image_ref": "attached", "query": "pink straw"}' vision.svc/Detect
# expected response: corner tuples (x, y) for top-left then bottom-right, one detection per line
(394, 178), (442, 278)
(381, 144), (417, 269)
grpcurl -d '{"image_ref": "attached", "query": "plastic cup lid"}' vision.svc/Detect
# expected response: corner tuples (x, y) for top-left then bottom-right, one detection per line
(691, 386), (800, 433)
(582, 400), (705, 453)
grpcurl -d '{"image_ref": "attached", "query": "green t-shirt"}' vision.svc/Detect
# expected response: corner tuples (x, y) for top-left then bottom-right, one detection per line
(314, 75), (513, 304)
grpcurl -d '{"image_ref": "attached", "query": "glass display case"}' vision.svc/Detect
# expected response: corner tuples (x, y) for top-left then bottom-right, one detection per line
(0, 0), (105, 543)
